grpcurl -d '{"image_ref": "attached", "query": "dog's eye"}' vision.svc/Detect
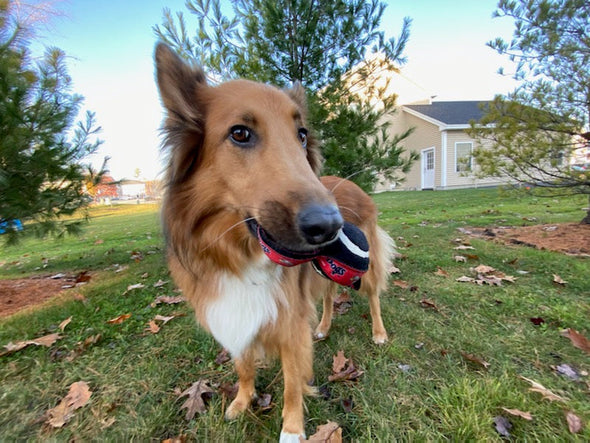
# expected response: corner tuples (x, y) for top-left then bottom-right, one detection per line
(298, 128), (308, 149)
(229, 125), (254, 147)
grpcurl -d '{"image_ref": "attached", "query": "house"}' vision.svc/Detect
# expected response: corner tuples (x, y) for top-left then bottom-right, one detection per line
(381, 99), (513, 191)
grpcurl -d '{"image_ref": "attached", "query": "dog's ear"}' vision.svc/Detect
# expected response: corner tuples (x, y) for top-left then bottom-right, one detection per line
(155, 43), (208, 184)
(286, 82), (307, 115)
(286, 83), (324, 176)
(155, 43), (206, 126)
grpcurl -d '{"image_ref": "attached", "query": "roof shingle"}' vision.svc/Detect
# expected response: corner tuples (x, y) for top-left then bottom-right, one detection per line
(404, 101), (490, 125)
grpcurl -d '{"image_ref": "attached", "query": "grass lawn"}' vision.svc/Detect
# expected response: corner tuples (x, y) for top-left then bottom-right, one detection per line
(1, 189), (588, 440)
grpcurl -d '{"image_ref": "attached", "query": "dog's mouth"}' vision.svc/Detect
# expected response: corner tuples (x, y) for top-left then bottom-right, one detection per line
(246, 218), (320, 267)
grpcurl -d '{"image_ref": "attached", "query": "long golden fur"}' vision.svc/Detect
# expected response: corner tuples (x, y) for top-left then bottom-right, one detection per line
(155, 43), (394, 441)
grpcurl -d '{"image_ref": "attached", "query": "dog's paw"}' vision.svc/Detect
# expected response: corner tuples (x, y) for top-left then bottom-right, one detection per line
(225, 399), (249, 420)
(279, 431), (305, 443)
(372, 331), (388, 345)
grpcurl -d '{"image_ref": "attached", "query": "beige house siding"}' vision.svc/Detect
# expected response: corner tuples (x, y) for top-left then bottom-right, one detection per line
(379, 111), (441, 191)
(375, 103), (514, 192)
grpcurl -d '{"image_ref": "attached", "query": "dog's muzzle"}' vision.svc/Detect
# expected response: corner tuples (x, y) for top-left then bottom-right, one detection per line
(247, 219), (369, 289)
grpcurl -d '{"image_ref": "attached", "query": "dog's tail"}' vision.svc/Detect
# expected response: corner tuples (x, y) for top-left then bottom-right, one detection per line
(360, 225), (395, 296)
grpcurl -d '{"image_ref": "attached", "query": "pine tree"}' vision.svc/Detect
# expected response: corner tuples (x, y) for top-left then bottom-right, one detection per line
(0, 0), (105, 244)
(468, 0), (590, 223)
(154, 0), (417, 191)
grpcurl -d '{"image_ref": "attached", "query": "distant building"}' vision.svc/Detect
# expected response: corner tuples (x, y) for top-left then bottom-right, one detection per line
(382, 99), (513, 191)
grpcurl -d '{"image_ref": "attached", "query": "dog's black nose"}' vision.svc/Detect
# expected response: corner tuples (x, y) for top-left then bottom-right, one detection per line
(297, 204), (343, 245)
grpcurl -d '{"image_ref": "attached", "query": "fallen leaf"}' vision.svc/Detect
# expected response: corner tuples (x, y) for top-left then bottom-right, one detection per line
(465, 253), (480, 261)
(218, 382), (238, 400)
(393, 279), (409, 289)
(145, 320), (160, 334)
(162, 436), (186, 443)
(1, 333), (61, 356)
(502, 407), (533, 420)
(106, 314), (131, 324)
(434, 267), (449, 277)
(124, 283), (145, 295)
(530, 317), (545, 326)
(130, 251), (144, 262)
(460, 351), (490, 369)
(154, 314), (176, 324)
(329, 351), (363, 382)
(555, 363), (580, 381)
(94, 239), (104, 245)
(566, 411), (583, 434)
(454, 255), (467, 263)
(454, 245), (475, 250)
(75, 271), (91, 284)
(332, 350), (348, 374)
(473, 264), (496, 274)
(388, 264), (401, 274)
(341, 397), (354, 413)
(419, 298), (439, 311)
(59, 316), (72, 332)
(255, 393), (273, 411)
(47, 381), (92, 428)
(215, 348), (231, 365)
(333, 291), (352, 315)
(153, 279), (168, 288)
(179, 380), (215, 420)
(519, 376), (566, 402)
(561, 328), (590, 355)
(305, 421), (342, 443)
(456, 276), (475, 283)
(151, 295), (186, 307)
(493, 416), (512, 438)
(553, 274), (567, 285)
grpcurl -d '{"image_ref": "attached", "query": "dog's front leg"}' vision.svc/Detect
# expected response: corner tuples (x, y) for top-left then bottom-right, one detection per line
(225, 351), (257, 420)
(279, 323), (313, 442)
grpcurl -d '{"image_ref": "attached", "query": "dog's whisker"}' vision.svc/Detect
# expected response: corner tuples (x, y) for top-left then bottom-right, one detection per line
(327, 168), (372, 193)
(201, 217), (256, 252)
(338, 205), (362, 222)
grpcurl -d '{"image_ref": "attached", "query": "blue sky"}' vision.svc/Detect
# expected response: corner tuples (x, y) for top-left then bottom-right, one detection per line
(28, 0), (518, 180)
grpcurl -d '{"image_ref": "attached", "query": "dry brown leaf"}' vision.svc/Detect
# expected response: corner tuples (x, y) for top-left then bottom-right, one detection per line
(1, 333), (61, 356)
(434, 267), (449, 277)
(454, 245), (475, 250)
(388, 264), (401, 274)
(106, 314), (131, 324)
(561, 328), (590, 355)
(332, 350), (349, 374)
(305, 421), (342, 442)
(179, 380), (215, 420)
(145, 320), (160, 334)
(151, 295), (186, 307)
(519, 376), (566, 402)
(59, 316), (72, 332)
(392, 279), (409, 289)
(553, 274), (567, 285)
(566, 411), (583, 434)
(47, 381), (92, 428)
(153, 279), (168, 288)
(473, 264), (496, 274)
(333, 291), (351, 304)
(154, 314), (176, 324)
(215, 348), (231, 365)
(460, 351), (490, 369)
(456, 276), (475, 283)
(502, 407), (533, 421)
(454, 255), (467, 263)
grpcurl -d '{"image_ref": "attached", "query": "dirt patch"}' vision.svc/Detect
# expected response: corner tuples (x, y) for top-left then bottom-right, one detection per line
(0, 274), (84, 318)
(461, 222), (590, 256)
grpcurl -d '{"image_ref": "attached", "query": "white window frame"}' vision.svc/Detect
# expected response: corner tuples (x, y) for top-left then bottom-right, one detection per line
(455, 141), (473, 173)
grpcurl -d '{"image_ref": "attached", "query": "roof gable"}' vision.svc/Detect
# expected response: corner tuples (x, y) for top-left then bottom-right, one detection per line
(404, 101), (490, 126)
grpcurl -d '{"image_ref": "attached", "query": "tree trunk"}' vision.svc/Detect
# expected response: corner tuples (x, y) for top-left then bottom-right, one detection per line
(582, 195), (590, 224)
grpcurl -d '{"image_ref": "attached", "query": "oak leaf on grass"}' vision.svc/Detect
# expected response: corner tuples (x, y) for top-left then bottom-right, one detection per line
(47, 381), (92, 428)
(1, 333), (61, 356)
(304, 421), (342, 442)
(179, 380), (215, 420)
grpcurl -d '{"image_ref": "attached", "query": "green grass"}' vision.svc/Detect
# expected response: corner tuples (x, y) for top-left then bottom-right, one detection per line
(1, 190), (589, 441)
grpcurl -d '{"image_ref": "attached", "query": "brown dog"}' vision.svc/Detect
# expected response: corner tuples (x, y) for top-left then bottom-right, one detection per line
(155, 43), (393, 441)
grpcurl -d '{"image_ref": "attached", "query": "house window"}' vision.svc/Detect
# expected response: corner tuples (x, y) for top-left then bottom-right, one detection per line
(455, 142), (473, 172)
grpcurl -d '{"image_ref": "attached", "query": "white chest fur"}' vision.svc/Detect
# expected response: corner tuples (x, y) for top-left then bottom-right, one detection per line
(206, 259), (284, 358)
